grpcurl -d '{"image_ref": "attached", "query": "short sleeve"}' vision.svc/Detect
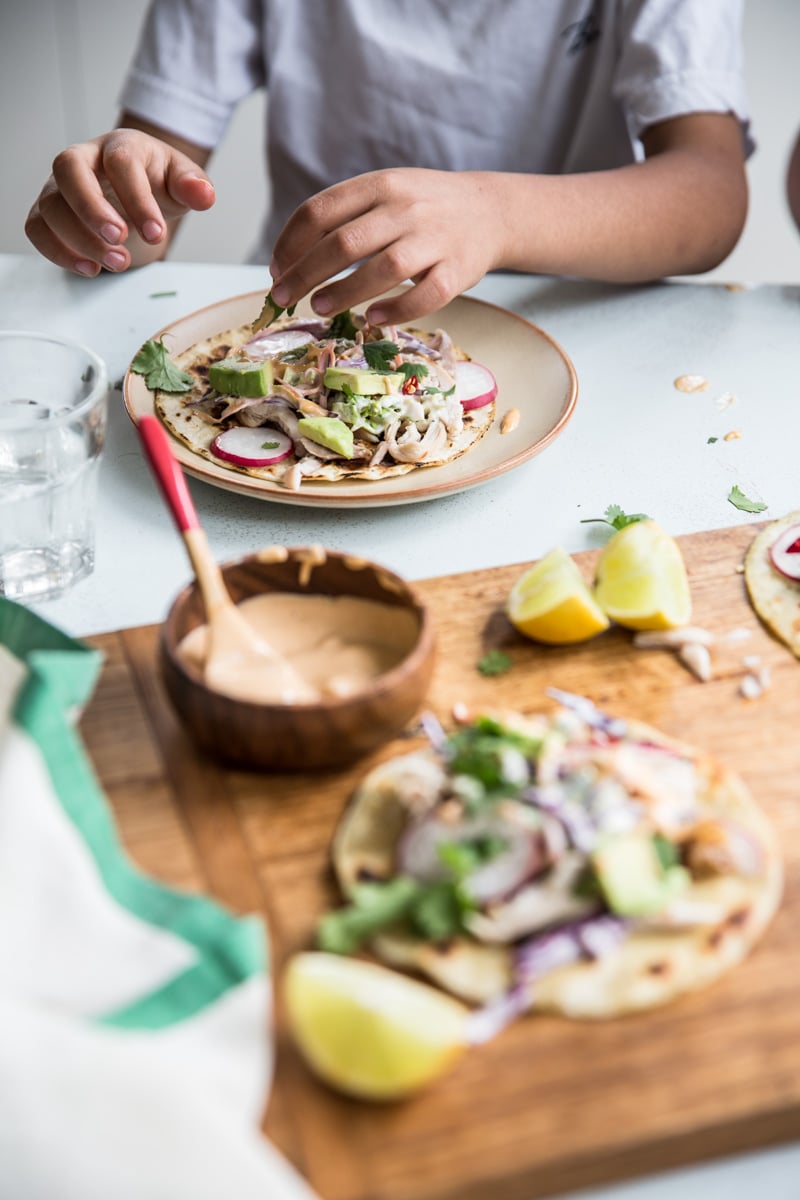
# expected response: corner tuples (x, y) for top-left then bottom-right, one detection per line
(612, 0), (753, 158)
(117, 0), (266, 150)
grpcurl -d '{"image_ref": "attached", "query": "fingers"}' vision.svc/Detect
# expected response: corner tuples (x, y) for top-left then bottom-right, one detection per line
(26, 130), (216, 276)
(26, 187), (131, 274)
(271, 173), (385, 280)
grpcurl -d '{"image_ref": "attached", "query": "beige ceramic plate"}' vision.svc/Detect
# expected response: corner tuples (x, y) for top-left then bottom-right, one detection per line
(124, 289), (578, 509)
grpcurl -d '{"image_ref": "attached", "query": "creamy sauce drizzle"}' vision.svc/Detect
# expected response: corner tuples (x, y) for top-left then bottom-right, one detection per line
(500, 407), (520, 435)
(178, 591), (419, 704)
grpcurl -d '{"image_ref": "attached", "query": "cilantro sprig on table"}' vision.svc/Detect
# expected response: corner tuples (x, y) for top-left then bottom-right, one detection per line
(728, 485), (767, 514)
(131, 339), (194, 393)
(580, 504), (651, 531)
(477, 649), (512, 677)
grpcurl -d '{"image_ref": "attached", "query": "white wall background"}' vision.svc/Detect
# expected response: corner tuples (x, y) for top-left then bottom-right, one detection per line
(1, 0), (799, 282)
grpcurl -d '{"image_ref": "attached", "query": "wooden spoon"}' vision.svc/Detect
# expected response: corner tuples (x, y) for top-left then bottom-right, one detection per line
(137, 415), (317, 703)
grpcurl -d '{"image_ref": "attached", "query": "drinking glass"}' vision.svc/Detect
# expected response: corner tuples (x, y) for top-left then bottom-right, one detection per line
(0, 331), (108, 602)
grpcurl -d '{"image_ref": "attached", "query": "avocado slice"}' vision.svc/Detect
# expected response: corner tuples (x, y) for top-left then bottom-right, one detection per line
(209, 357), (273, 398)
(592, 833), (689, 917)
(324, 367), (404, 395)
(297, 416), (355, 459)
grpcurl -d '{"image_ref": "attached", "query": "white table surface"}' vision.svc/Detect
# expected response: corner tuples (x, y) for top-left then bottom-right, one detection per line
(2, 251), (799, 1199)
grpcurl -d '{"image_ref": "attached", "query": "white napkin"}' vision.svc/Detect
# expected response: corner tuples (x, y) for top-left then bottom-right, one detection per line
(0, 600), (317, 1200)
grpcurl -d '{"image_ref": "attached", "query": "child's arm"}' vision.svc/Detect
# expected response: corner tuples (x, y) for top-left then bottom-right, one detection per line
(270, 113), (747, 326)
(24, 117), (215, 276)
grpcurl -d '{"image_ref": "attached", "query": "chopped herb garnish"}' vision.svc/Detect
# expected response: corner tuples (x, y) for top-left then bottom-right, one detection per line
(580, 504), (651, 531)
(252, 290), (297, 333)
(728, 485), (767, 513)
(445, 715), (540, 799)
(280, 346), (309, 363)
(149, 290), (177, 298)
(653, 834), (680, 871)
(328, 309), (358, 339)
(707, 436), (719, 444)
(477, 649), (512, 677)
(316, 875), (472, 954)
(438, 835), (508, 881)
(364, 340), (400, 373)
(131, 339), (194, 393)
(397, 361), (429, 382)
(261, 440), (280, 450)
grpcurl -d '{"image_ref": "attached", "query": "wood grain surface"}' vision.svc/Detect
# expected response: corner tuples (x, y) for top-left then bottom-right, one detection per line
(79, 523), (800, 1200)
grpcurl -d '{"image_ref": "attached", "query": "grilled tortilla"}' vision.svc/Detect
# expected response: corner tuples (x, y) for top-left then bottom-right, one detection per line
(744, 511), (800, 658)
(154, 312), (495, 489)
(324, 702), (781, 1020)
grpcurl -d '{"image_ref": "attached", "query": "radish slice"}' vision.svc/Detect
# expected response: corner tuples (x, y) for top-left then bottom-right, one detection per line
(397, 812), (546, 905)
(245, 328), (315, 359)
(769, 521), (800, 581)
(210, 425), (293, 467)
(454, 360), (498, 411)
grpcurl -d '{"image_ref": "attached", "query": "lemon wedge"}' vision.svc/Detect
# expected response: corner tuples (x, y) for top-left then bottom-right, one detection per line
(593, 519), (691, 631)
(506, 546), (610, 644)
(284, 953), (469, 1100)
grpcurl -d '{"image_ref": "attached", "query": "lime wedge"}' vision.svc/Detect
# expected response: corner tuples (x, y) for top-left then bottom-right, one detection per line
(284, 953), (469, 1100)
(593, 520), (691, 631)
(506, 547), (610, 644)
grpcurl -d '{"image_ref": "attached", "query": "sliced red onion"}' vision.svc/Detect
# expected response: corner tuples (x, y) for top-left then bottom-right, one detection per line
(546, 688), (628, 739)
(522, 784), (597, 853)
(394, 328), (442, 359)
(397, 812), (546, 904)
(418, 710), (446, 751)
(467, 914), (628, 1043)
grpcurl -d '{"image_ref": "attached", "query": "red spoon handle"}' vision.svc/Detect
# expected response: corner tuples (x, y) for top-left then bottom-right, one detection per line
(137, 415), (200, 533)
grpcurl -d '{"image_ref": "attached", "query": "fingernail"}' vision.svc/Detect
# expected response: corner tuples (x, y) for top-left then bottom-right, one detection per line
(101, 223), (123, 245)
(312, 295), (332, 315)
(75, 260), (97, 277)
(271, 282), (290, 306)
(103, 250), (127, 271)
(366, 307), (385, 325)
(141, 220), (163, 243)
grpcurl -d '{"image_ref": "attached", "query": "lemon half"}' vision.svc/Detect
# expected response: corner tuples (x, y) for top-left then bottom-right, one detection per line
(284, 953), (469, 1100)
(506, 546), (610, 644)
(593, 520), (691, 631)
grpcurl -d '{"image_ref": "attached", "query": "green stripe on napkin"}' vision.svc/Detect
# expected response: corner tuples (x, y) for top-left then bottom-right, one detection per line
(1, 597), (267, 1030)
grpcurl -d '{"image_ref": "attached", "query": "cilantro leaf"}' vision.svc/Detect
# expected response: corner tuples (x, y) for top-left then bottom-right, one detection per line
(728, 485), (767, 513)
(149, 290), (177, 299)
(707, 436), (719, 444)
(251, 289), (297, 333)
(328, 309), (358, 340)
(316, 875), (472, 954)
(445, 716), (539, 797)
(364, 340), (400, 373)
(131, 339), (194, 393)
(396, 361), (429, 383)
(580, 504), (651, 530)
(477, 649), (512, 677)
(261, 440), (280, 450)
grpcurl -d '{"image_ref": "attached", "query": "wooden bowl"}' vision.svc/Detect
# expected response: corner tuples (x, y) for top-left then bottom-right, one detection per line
(160, 548), (436, 771)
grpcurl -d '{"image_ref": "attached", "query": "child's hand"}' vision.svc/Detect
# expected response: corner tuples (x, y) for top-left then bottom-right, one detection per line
(269, 169), (507, 325)
(25, 127), (215, 276)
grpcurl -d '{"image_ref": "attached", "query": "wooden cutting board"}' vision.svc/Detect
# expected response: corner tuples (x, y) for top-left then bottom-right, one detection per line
(80, 523), (800, 1200)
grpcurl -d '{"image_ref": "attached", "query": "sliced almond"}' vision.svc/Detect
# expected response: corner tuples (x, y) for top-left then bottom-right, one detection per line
(633, 626), (715, 649)
(739, 673), (763, 700)
(674, 374), (709, 393)
(678, 642), (713, 681)
(724, 430), (742, 441)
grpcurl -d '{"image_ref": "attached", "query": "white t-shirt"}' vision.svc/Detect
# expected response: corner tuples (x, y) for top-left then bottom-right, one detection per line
(119, 0), (751, 263)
